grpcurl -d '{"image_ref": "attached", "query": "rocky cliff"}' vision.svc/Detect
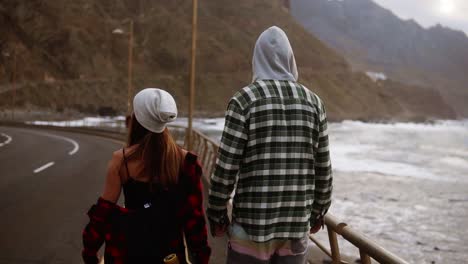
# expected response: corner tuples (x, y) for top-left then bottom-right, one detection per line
(291, 0), (468, 117)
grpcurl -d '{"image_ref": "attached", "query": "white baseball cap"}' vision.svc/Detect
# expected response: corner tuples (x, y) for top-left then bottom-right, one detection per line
(133, 88), (178, 133)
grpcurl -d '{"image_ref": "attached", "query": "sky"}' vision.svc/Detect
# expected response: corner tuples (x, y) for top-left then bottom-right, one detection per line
(373, 0), (468, 34)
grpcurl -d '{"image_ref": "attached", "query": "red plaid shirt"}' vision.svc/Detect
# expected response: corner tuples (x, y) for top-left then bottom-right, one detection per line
(82, 153), (211, 264)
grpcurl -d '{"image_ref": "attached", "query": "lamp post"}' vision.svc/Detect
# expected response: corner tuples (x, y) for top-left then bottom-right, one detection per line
(11, 44), (17, 120)
(187, 0), (198, 150)
(112, 19), (134, 117)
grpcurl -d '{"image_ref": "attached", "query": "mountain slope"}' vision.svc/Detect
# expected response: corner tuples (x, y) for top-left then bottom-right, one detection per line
(290, 0), (468, 117)
(0, 0), (455, 121)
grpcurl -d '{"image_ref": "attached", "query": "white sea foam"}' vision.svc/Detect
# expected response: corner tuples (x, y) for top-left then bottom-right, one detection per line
(29, 117), (468, 182)
(28, 116), (126, 128)
(327, 120), (468, 182)
(192, 118), (468, 182)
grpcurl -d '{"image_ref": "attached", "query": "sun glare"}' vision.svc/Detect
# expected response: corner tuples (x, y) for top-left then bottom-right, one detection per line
(439, 0), (455, 14)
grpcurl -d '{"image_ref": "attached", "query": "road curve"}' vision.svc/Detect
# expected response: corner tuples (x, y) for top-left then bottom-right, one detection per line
(0, 126), (234, 264)
(0, 126), (123, 264)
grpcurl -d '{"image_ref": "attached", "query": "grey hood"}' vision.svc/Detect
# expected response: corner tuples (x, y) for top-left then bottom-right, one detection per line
(252, 26), (298, 82)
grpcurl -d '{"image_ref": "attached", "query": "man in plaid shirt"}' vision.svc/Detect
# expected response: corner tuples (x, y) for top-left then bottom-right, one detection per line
(207, 26), (333, 263)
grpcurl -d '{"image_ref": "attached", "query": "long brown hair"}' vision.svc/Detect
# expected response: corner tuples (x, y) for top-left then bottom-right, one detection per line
(126, 113), (182, 188)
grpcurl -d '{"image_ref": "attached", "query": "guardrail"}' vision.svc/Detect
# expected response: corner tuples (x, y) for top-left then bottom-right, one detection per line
(309, 214), (408, 264)
(1, 121), (408, 264)
(184, 127), (219, 183)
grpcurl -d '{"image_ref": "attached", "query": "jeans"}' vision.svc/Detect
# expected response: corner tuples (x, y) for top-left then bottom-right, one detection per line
(226, 222), (309, 264)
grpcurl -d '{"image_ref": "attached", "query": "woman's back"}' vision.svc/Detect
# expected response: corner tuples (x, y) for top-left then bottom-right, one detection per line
(120, 145), (190, 206)
(120, 146), (184, 210)
(119, 147), (183, 260)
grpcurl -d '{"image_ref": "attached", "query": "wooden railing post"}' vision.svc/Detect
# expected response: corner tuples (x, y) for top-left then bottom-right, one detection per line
(208, 145), (218, 180)
(359, 250), (372, 264)
(327, 227), (341, 263)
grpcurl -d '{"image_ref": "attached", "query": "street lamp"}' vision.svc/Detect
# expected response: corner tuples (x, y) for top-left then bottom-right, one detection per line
(4, 45), (18, 120)
(12, 44), (17, 120)
(112, 19), (134, 117)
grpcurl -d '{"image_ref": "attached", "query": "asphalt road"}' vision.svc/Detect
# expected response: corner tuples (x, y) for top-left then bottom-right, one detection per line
(0, 126), (124, 264)
(0, 126), (231, 264)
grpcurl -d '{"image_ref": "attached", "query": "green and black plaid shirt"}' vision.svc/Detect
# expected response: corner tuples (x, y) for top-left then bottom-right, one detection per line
(207, 80), (332, 242)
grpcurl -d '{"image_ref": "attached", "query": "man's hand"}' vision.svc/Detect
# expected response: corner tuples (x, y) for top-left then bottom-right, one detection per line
(310, 217), (324, 234)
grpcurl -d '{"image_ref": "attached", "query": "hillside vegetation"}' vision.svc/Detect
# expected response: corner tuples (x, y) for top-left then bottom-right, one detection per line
(0, 0), (455, 121)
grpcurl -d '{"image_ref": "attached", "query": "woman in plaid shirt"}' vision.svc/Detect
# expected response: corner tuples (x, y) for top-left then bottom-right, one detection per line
(82, 89), (211, 263)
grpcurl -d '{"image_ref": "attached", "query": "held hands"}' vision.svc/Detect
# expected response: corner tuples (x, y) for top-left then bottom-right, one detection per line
(210, 221), (229, 237)
(310, 217), (324, 234)
(209, 213), (230, 237)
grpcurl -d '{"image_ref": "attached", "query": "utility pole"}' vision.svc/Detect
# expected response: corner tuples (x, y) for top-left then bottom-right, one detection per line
(127, 19), (134, 115)
(188, 0), (198, 150)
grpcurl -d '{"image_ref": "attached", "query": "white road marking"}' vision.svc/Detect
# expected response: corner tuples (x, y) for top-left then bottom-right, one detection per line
(20, 130), (80, 156)
(59, 136), (79, 155)
(0, 133), (12, 147)
(33, 162), (55, 173)
(40, 133), (79, 155)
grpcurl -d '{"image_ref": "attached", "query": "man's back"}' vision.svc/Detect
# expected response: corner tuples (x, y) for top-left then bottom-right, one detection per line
(208, 79), (332, 242)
